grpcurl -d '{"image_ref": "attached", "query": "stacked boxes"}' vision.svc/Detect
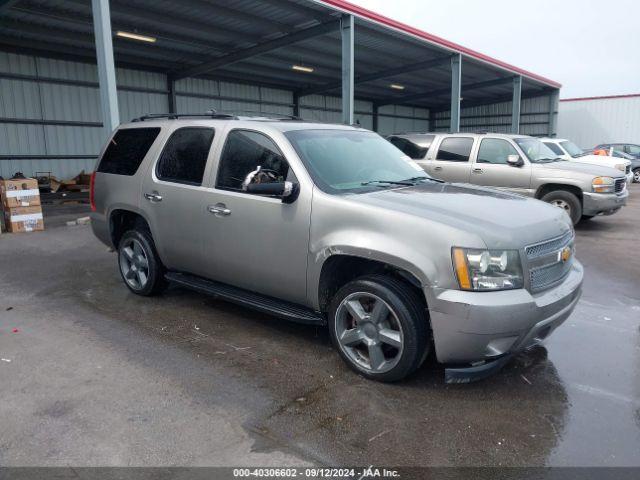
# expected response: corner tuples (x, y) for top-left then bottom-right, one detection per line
(0, 177), (44, 233)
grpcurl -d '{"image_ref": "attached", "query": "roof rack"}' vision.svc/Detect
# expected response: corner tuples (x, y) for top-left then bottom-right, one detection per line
(131, 110), (237, 122)
(236, 111), (304, 121)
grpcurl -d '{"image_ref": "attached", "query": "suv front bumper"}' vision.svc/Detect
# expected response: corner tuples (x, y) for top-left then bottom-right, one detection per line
(427, 260), (583, 371)
(582, 190), (628, 216)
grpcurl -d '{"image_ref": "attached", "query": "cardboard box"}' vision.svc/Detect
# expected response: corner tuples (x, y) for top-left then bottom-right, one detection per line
(1, 178), (41, 208)
(4, 205), (44, 233)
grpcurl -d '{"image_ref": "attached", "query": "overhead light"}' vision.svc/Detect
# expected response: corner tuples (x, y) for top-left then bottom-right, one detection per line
(390, 84), (405, 90)
(292, 65), (314, 73)
(116, 31), (157, 43)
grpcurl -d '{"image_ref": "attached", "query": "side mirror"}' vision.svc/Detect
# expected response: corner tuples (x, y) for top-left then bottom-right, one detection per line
(245, 181), (300, 203)
(507, 154), (524, 167)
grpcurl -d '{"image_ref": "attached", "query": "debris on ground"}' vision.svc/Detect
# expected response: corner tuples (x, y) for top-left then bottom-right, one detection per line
(1, 358), (11, 363)
(11, 328), (19, 333)
(5, 307), (12, 311)
(67, 216), (91, 227)
(295, 397), (306, 403)
(521, 374), (532, 385)
(368, 430), (391, 442)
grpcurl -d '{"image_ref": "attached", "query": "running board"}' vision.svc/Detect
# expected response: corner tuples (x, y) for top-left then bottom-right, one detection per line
(165, 272), (326, 326)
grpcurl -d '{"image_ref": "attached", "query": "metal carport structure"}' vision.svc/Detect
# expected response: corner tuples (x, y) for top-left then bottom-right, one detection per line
(0, 0), (561, 178)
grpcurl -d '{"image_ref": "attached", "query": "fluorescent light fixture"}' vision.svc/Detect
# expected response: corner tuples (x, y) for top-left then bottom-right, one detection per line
(292, 65), (314, 73)
(116, 31), (157, 43)
(390, 84), (405, 90)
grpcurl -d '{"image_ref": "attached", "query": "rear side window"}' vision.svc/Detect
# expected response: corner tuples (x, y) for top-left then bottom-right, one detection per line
(388, 137), (429, 160)
(216, 130), (290, 192)
(156, 127), (215, 186)
(436, 137), (474, 162)
(98, 128), (160, 175)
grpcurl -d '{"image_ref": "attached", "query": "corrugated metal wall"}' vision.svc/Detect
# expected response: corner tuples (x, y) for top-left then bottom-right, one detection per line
(558, 96), (640, 149)
(432, 95), (554, 136)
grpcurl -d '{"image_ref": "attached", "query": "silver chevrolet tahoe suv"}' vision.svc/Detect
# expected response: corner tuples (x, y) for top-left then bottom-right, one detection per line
(388, 132), (629, 225)
(90, 114), (583, 383)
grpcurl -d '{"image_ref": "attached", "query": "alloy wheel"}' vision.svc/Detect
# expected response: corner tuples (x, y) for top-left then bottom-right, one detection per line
(550, 199), (571, 215)
(334, 292), (404, 374)
(634, 170), (640, 183)
(119, 238), (150, 290)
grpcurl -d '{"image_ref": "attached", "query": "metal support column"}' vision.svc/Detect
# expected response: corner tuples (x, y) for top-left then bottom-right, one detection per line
(293, 92), (300, 118)
(168, 76), (177, 114)
(341, 14), (354, 125)
(91, 0), (119, 136)
(511, 75), (522, 134)
(372, 104), (379, 132)
(548, 89), (559, 137)
(450, 54), (462, 133)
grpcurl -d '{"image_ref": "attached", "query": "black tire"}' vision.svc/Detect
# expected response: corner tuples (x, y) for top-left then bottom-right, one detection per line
(633, 168), (640, 184)
(541, 190), (582, 225)
(328, 274), (430, 382)
(117, 228), (166, 296)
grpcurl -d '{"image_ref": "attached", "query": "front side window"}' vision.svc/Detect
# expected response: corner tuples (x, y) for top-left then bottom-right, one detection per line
(98, 127), (160, 176)
(514, 137), (560, 163)
(388, 137), (426, 160)
(156, 127), (215, 185)
(435, 137), (474, 162)
(559, 140), (584, 157)
(626, 145), (640, 155)
(477, 138), (519, 164)
(285, 129), (428, 194)
(543, 142), (564, 156)
(216, 130), (291, 192)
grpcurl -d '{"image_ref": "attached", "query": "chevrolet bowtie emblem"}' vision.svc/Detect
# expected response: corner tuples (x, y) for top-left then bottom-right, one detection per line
(560, 246), (572, 263)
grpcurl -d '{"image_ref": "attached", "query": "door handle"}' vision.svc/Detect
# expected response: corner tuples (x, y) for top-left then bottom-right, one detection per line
(143, 192), (163, 202)
(472, 168), (483, 174)
(433, 166), (443, 171)
(208, 204), (231, 216)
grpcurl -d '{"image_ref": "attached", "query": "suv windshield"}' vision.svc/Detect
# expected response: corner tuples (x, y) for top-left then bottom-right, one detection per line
(285, 129), (431, 194)
(560, 140), (585, 157)
(514, 137), (562, 163)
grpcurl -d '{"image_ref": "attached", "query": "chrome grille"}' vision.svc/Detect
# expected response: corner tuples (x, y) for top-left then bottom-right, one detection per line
(615, 178), (625, 193)
(526, 232), (575, 292)
(526, 230), (573, 259)
(530, 260), (573, 291)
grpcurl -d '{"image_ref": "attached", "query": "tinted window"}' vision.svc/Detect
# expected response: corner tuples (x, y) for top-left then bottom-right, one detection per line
(216, 130), (290, 192)
(156, 128), (215, 185)
(626, 145), (640, 155)
(389, 137), (428, 160)
(477, 138), (519, 164)
(543, 142), (564, 156)
(436, 137), (474, 162)
(98, 128), (160, 175)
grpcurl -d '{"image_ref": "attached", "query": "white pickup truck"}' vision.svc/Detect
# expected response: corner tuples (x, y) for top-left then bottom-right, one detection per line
(541, 137), (633, 185)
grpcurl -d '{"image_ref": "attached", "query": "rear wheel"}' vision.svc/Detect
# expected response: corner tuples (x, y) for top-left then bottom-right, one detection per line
(118, 229), (166, 296)
(542, 190), (582, 225)
(328, 275), (429, 382)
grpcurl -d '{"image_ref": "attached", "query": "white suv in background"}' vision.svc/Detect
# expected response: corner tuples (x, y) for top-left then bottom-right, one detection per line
(541, 137), (633, 185)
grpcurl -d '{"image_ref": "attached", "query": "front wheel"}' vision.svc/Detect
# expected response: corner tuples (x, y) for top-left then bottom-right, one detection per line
(118, 229), (166, 296)
(633, 168), (640, 183)
(541, 190), (582, 225)
(328, 275), (430, 382)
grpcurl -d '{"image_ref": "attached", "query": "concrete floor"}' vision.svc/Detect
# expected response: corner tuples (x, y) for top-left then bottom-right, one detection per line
(1, 187), (639, 467)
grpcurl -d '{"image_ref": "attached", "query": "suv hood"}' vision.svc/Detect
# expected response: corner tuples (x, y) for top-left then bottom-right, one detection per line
(353, 182), (571, 249)
(532, 159), (624, 178)
(570, 154), (629, 169)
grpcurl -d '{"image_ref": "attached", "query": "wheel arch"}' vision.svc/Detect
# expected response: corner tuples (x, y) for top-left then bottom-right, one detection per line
(535, 183), (584, 204)
(109, 207), (153, 249)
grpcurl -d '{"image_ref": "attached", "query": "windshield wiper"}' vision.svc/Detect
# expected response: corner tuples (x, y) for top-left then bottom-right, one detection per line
(402, 176), (444, 184)
(361, 179), (414, 187)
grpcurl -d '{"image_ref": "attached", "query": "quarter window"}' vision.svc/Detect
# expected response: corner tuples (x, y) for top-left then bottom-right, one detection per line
(156, 127), (215, 186)
(216, 130), (291, 192)
(477, 138), (520, 164)
(435, 137), (474, 162)
(98, 127), (160, 176)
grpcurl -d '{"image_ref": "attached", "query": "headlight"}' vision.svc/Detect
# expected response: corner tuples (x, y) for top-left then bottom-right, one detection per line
(592, 176), (615, 193)
(452, 248), (523, 291)
(615, 164), (625, 172)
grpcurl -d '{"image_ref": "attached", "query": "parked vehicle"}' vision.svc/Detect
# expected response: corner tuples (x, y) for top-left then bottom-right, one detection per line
(541, 138), (633, 184)
(595, 143), (640, 159)
(593, 145), (640, 183)
(91, 114), (584, 383)
(388, 132), (628, 225)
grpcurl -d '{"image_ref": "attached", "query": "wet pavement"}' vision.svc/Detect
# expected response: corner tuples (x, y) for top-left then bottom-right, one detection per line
(0, 186), (639, 467)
